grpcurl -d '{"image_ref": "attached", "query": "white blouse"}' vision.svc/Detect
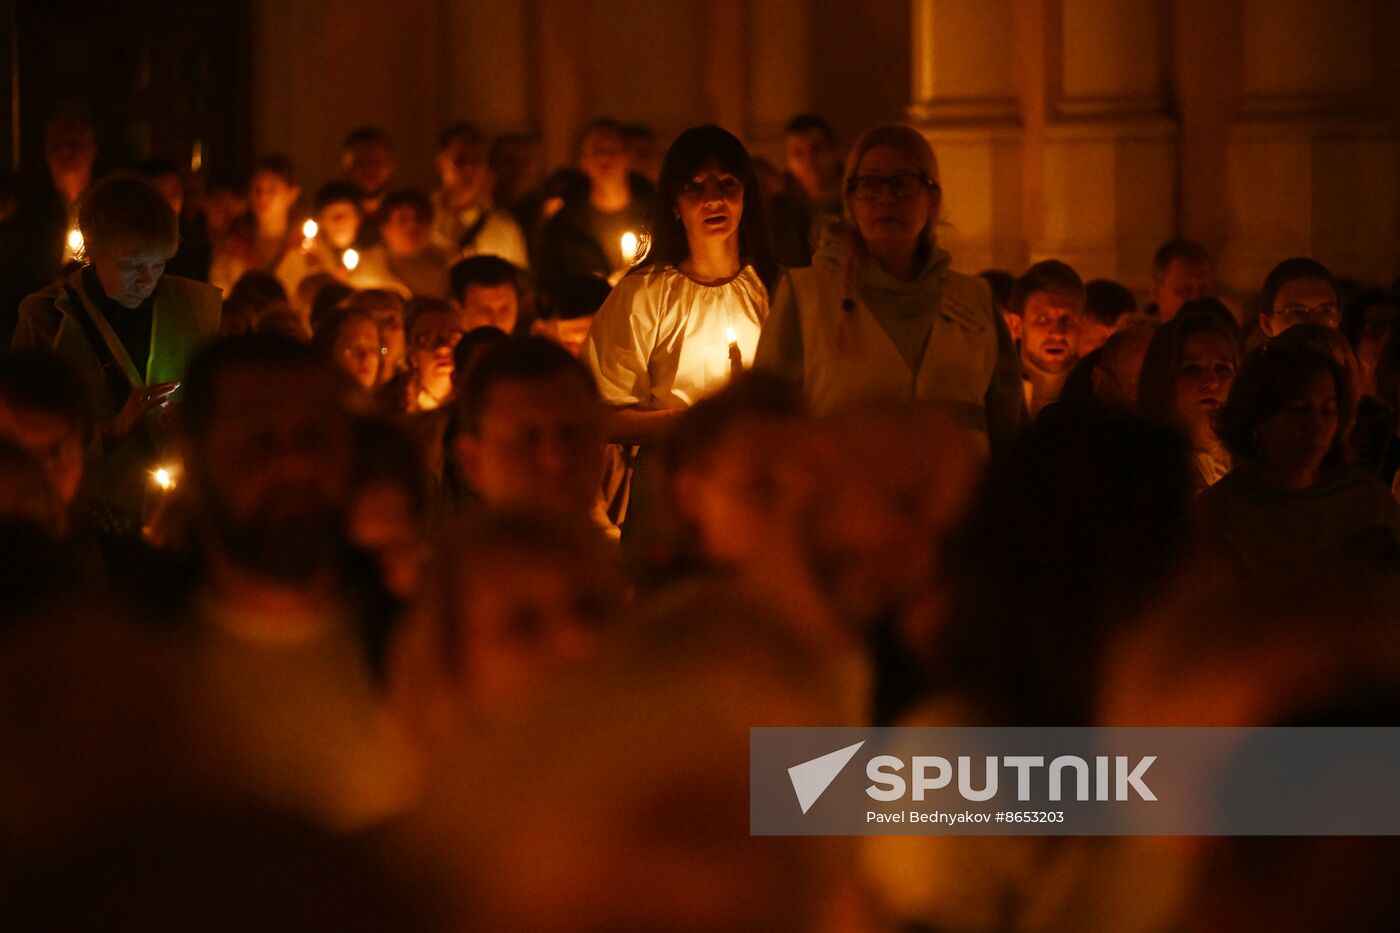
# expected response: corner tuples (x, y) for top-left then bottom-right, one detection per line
(582, 264), (767, 410)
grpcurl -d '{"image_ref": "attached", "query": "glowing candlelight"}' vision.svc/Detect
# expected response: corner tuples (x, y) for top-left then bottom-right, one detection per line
(342, 248), (360, 271)
(301, 218), (318, 252)
(620, 231), (639, 265)
(65, 226), (84, 259)
(190, 139), (203, 174)
(150, 466), (176, 491)
(726, 326), (742, 378)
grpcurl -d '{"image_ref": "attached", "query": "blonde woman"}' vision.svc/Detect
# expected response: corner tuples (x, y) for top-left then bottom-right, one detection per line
(755, 124), (1023, 455)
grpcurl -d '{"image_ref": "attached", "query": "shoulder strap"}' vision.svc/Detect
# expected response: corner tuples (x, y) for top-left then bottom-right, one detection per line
(456, 211), (492, 252)
(62, 282), (135, 402)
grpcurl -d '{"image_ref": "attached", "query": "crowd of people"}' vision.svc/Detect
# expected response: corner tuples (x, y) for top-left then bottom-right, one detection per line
(1, 103), (1399, 931)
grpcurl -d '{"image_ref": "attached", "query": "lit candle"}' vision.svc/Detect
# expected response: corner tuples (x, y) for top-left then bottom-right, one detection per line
(301, 218), (318, 252)
(726, 326), (742, 379)
(620, 231), (638, 265)
(342, 248), (360, 271)
(65, 226), (84, 261)
(150, 465), (176, 492)
(144, 463), (180, 547)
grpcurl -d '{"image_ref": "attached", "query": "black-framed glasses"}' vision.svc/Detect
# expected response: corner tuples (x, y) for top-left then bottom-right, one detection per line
(1274, 303), (1339, 325)
(413, 330), (463, 350)
(847, 173), (937, 201)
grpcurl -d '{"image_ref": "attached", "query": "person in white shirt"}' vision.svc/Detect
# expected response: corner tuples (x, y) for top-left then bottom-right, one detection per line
(581, 124), (775, 447)
(430, 122), (529, 271)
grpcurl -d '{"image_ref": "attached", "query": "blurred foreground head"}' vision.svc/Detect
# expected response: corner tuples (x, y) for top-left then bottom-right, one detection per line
(391, 509), (625, 730)
(930, 407), (1192, 724)
(180, 334), (353, 587)
(455, 337), (606, 518)
(394, 580), (877, 932)
(1100, 569), (1400, 932)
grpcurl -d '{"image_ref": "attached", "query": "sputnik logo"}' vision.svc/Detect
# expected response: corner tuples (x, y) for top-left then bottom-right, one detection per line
(788, 741), (865, 814)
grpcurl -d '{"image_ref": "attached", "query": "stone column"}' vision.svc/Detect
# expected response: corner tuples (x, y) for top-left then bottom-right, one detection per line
(533, 0), (584, 170)
(747, 0), (812, 163)
(906, 0), (1025, 274)
(1034, 0), (1176, 285)
(1220, 0), (1400, 293)
(444, 0), (533, 139)
(252, 0), (446, 189)
(702, 0), (748, 136)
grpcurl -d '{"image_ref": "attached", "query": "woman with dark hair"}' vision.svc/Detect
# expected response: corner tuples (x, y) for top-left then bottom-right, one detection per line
(1198, 339), (1400, 578)
(754, 124), (1023, 456)
(311, 304), (381, 392)
(581, 124), (773, 446)
(1137, 300), (1240, 491)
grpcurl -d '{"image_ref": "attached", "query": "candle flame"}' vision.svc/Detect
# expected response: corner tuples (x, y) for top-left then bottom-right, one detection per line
(302, 218), (318, 240)
(343, 248), (360, 271)
(66, 227), (84, 255)
(620, 231), (639, 264)
(150, 467), (175, 491)
(725, 326), (738, 344)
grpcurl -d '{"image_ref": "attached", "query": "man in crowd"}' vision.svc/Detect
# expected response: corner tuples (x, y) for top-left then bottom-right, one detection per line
(449, 255), (523, 335)
(175, 333), (411, 829)
(1256, 257), (1340, 339)
(1011, 260), (1085, 419)
(1148, 239), (1216, 322)
(431, 123), (530, 270)
(1079, 278), (1137, 355)
(767, 113), (843, 269)
(454, 336), (607, 523)
(342, 126), (397, 248)
(0, 110), (100, 341)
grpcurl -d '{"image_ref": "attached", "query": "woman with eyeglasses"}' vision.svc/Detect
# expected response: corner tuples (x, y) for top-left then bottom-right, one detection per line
(754, 124), (1023, 457)
(312, 304), (382, 392)
(378, 296), (461, 414)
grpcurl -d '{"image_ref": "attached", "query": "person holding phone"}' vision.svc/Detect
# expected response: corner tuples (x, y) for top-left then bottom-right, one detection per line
(12, 174), (221, 518)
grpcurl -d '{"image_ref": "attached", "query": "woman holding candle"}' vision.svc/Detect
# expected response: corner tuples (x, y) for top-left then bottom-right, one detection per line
(274, 181), (365, 298)
(581, 123), (774, 447)
(754, 124), (1024, 457)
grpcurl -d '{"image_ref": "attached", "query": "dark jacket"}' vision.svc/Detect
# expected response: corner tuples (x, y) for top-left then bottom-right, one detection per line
(535, 175), (653, 288)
